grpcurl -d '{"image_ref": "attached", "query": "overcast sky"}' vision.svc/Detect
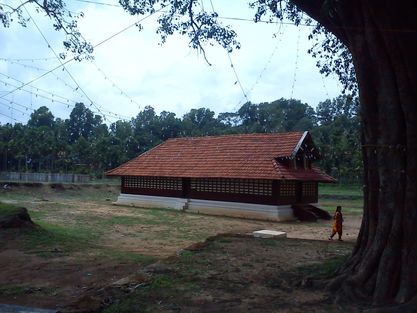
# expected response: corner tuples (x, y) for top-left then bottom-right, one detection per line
(0, 0), (342, 125)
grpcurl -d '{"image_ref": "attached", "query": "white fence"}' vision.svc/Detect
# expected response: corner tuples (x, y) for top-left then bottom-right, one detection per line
(0, 172), (91, 183)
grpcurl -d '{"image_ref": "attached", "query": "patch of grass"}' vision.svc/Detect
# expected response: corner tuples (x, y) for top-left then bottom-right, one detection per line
(258, 238), (279, 247)
(0, 285), (27, 296)
(28, 209), (49, 220)
(296, 254), (350, 279)
(179, 250), (194, 258)
(149, 274), (178, 290)
(0, 202), (21, 217)
(104, 215), (154, 226)
(319, 183), (362, 197)
(217, 238), (233, 244)
(177, 250), (203, 272)
(146, 208), (183, 225)
(147, 274), (199, 299)
(104, 296), (147, 313)
(22, 221), (99, 257)
(104, 274), (198, 313)
(105, 250), (157, 265)
(320, 198), (363, 215)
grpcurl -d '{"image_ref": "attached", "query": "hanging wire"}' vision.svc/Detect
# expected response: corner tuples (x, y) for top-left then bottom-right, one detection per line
(227, 52), (249, 104)
(1, 56), (130, 120)
(0, 57), (56, 62)
(0, 73), (80, 104)
(290, 27), (301, 100)
(0, 76), (130, 120)
(1, 6), (164, 121)
(22, 4), (108, 120)
(208, 0), (248, 106)
(92, 62), (142, 112)
(74, 0), (121, 7)
(0, 110), (23, 123)
(0, 58), (79, 92)
(0, 98), (31, 119)
(233, 21), (286, 111)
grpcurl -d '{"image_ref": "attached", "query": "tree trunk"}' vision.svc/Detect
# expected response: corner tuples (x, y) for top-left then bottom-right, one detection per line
(332, 2), (417, 310)
(293, 0), (417, 310)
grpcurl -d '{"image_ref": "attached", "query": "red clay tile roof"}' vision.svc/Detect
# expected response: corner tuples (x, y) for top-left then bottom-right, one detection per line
(106, 132), (335, 182)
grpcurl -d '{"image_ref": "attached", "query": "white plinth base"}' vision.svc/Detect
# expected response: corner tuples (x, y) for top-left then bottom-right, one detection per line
(114, 193), (296, 222)
(114, 193), (187, 210)
(187, 199), (294, 222)
(253, 230), (287, 238)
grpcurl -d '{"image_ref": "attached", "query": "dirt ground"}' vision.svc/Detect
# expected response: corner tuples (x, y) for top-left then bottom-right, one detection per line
(0, 183), (362, 312)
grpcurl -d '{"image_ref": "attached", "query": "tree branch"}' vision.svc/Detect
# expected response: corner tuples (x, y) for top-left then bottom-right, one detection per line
(187, 0), (212, 66)
(0, 0), (32, 14)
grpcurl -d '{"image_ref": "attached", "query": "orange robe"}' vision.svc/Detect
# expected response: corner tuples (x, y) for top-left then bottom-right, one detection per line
(332, 211), (343, 235)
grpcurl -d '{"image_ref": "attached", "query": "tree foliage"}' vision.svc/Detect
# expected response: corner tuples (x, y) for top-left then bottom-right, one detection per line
(0, 0), (93, 60)
(312, 96), (361, 183)
(0, 96), (360, 180)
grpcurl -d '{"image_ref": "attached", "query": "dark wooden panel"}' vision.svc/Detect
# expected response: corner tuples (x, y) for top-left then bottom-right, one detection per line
(299, 182), (318, 203)
(122, 187), (182, 198)
(182, 178), (191, 198)
(120, 176), (315, 205)
(189, 190), (282, 205)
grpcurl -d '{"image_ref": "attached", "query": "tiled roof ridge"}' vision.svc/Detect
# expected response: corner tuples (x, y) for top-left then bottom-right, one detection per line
(164, 131), (305, 142)
(105, 131), (336, 182)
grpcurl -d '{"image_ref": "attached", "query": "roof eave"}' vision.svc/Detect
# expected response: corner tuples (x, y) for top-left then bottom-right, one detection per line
(290, 131), (309, 159)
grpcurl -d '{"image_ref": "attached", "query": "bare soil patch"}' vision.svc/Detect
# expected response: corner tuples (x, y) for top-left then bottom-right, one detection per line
(105, 234), (360, 313)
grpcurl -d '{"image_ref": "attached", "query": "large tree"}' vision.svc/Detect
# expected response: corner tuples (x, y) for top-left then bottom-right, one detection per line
(3, 0), (417, 310)
(292, 3), (417, 310)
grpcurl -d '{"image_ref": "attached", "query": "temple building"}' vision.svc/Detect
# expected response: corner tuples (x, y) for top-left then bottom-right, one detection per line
(106, 131), (335, 221)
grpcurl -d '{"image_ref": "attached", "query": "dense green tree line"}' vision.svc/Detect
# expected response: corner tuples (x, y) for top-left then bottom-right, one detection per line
(0, 97), (361, 181)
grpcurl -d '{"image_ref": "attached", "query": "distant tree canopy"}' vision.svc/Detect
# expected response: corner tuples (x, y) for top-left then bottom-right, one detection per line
(0, 96), (360, 181)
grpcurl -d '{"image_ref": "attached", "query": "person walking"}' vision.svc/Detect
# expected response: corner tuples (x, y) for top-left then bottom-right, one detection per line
(329, 206), (343, 241)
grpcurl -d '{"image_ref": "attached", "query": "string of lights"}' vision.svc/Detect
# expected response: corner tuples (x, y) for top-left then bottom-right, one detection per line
(217, 16), (315, 27)
(1, 1), (330, 126)
(0, 58), (80, 92)
(0, 110), (23, 123)
(93, 6), (164, 49)
(0, 57), (74, 101)
(74, 0), (121, 7)
(209, 0), (215, 13)
(207, 1), (249, 107)
(0, 57), (56, 62)
(0, 75), (130, 121)
(0, 73), (77, 104)
(22, 5), (108, 120)
(0, 78), (76, 109)
(290, 27), (301, 100)
(1, 59), (132, 120)
(227, 52), (249, 105)
(69, 0), (316, 28)
(91, 62), (142, 112)
(234, 22), (286, 111)
(0, 100), (30, 117)
(1, 6), (164, 123)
